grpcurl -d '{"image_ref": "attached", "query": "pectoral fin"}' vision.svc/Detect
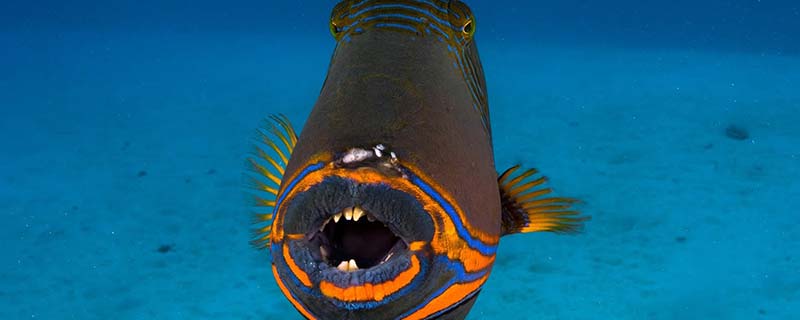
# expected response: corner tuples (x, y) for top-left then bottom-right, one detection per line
(247, 114), (298, 248)
(498, 165), (588, 235)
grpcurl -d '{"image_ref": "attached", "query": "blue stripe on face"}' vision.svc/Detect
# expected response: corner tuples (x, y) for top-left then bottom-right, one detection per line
(373, 22), (421, 34)
(437, 255), (490, 282)
(272, 165), (430, 310)
(272, 160), (492, 315)
(333, 254), (429, 310)
(276, 249), (430, 311)
(341, 4), (453, 41)
(348, 3), (452, 29)
(355, 11), (448, 40)
(405, 170), (498, 256)
(474, 102), (489, 130)
(424, 289), (481, 319)
(274, 162), (326, 212)
(454, 54), (489, 132)
(280, 251), (487, 314)
(271, 242), (322, 316)
(272, 242), (336, 304)
(397, 255), (490, 319)
(427, 20), (451, 40)
(333, 1), (490, 134)
(445, 44), (486, 127)
(344, 0), (449, 16)
(359, 12), (424, 22)
(415, 0), (449, 14)
(347, 13), (449, 40)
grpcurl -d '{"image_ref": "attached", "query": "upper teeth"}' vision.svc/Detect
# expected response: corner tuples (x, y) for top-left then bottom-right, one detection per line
(319, 206), (399, 272)
(352, 207), (364, 221)
(332, 206), (369, 222)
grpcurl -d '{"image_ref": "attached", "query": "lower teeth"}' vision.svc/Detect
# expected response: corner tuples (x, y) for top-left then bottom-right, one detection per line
(337, 259), (359, 272)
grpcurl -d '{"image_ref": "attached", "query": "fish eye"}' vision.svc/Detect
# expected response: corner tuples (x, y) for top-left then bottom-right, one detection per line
(330, 21), (342, 38)
(447, 1), (476, 40)
(462, 19), (475, 37)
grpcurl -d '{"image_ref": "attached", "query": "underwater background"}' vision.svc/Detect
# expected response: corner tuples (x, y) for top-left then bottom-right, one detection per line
(1, 0), (798, 319)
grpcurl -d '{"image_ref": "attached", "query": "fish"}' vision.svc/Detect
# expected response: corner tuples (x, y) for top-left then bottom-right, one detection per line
(248, 1), (588, 319)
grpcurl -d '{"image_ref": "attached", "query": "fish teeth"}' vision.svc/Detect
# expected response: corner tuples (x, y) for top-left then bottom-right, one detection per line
(320, 246), (329, 259)
(352, 207), (364, 221)
(331, 206), (371, 224)
(336, 259), (360, 272)
(383, 252), (393, 263)
(348, 259), (359, 271)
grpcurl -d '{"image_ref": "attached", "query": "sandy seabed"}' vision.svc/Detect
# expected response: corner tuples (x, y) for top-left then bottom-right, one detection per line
(1, 31), (798, 319)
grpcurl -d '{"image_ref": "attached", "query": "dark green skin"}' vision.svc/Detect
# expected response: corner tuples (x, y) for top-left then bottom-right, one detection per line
(286, 29), (501, 236)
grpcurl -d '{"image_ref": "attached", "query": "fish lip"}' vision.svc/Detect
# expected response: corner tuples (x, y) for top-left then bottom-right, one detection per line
(279, 175), (434, 286)
(281, 175), (434, 249)
(287, 238), (416, 289)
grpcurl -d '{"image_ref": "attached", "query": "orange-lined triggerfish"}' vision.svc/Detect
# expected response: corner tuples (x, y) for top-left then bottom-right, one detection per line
(248, 1), (588, 319)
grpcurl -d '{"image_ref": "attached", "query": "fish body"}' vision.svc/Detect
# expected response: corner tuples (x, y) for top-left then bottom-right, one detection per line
(249, 1), (586, 319)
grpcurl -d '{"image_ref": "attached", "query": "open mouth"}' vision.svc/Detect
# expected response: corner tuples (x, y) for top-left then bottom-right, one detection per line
(309, 206), (408, 272)
(279, 176), (434, 284)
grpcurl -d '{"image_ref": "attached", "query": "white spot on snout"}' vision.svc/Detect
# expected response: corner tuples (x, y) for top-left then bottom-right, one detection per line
(342, 148), (373, 164)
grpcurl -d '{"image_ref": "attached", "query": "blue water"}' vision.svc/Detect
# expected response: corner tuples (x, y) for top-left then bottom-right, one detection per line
(2, 1), (798, 319)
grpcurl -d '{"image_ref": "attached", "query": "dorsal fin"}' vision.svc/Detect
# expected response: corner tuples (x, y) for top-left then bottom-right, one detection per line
(498, 165), (588, 235)
(247, 114), (298, 248)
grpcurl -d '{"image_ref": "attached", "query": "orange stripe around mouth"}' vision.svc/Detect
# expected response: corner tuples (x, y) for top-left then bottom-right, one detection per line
(272, 265), (316, 320)
(270, 153), (334, 243)
(275, 158), (498, 273)
(319, 254), (421, 302)
(283, 244), (312, 287)
(408, 241), (426, 252)
(401, 162), (499, 246)
(401, 273), (490, 320)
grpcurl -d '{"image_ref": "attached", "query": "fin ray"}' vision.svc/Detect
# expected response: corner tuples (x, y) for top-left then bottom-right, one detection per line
(498, 165), (588, 235)
(271, 114), (298, 146)
(507, 176), (547, 198)
(258, 148), (285, 175)
(248, 114), (299, 248)
(506, 167), (538, 187)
